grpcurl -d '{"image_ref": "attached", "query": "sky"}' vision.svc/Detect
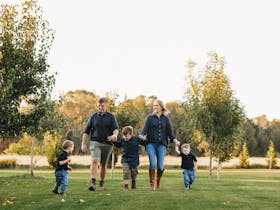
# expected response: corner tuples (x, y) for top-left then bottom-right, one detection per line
(2, 0), (280, 120)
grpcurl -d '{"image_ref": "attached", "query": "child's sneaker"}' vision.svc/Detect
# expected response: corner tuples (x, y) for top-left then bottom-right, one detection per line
(88, 185), (97, 191)
(123, 184), (129, 191)
(52, 189), (58, 194)
(185, 186), (190, 191)
(59, 192), (66, 196)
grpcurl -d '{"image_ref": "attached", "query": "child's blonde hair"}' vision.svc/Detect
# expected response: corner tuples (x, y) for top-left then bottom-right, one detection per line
(122, 126), (134, 136)
(181, 143), (190, 150)
(62, 140), (74, 150)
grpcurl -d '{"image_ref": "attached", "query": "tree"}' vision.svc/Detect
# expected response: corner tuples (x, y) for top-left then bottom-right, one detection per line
(239, 142), (249, 168)
(266, 140), (277, 169)
(0, 0), (56, 176)
(0, 0), (55, 137)
(183, 52), (245, 179)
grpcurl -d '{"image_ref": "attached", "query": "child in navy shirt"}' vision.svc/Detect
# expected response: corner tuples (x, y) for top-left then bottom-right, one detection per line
(52, 140), (74, 195)
(175, 143), (197, 190)
(111, 126), (146, 190)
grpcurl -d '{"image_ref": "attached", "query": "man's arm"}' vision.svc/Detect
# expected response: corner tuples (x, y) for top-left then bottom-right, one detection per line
(81, 133), (89, 153)
(107, 129), (119, 141)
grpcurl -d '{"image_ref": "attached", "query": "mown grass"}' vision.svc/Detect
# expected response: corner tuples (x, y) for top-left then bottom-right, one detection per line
(0, 169), (279, 210)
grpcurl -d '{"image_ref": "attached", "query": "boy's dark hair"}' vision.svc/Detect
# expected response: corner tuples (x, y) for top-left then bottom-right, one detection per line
(62, 140), (74, 150)
(98, 97), (107, 104)
(122, 126), (133, 135)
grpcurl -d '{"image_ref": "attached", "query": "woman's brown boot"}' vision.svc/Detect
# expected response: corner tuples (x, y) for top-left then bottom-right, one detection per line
(149, 169), (156, 190)
(156, 169), (164, 189)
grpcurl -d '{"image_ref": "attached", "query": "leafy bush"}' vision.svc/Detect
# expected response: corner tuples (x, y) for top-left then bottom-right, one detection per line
(4, 133), (44, 155)
(44, 133), (62, 167)
(0, 159), (16, 168)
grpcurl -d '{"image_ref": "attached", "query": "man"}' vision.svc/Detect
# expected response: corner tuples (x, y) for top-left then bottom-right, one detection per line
(81, 98), (119, 191)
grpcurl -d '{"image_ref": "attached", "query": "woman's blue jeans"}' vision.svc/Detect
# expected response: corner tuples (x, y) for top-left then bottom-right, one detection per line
(53, 170), (68, 193)
(146, 143), (166, 170)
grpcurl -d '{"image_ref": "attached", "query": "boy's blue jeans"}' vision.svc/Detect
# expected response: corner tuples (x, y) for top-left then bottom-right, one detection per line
(183, 169), (195, 188)
(146, 143), (166, 170)
(53, 170), (68, 193)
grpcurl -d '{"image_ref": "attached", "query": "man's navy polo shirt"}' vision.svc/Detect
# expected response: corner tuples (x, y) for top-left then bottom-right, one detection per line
(84, 111), (119, 144)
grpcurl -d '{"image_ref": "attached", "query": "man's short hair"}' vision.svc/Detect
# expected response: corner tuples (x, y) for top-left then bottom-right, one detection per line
(98, 97), (107, 104)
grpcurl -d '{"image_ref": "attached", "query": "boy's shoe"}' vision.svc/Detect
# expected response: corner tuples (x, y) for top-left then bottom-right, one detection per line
(123, 184), (129, 191)
(185, 186), (190, 191)
(52, 189), (58, 194)
(88, 185), (97, 191)
(131, 180), (136, 189)
(59, 192), (66, 196)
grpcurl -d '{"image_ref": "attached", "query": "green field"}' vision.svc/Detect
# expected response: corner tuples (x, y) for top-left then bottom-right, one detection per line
(0, 169), (279, 210)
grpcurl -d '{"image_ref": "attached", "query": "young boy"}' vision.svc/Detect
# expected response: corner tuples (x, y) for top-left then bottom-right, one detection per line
(52, 140), (74, 195)
(111, 126), (146, 190)
(175, 143), (197, 190)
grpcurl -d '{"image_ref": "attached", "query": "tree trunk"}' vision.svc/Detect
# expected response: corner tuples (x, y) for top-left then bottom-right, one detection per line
(216, 161), (221, 180)
(269, 157), (272, 169)
(111, 151), (115, 179)
(30, 136), (35, 177)
(209, 148), (213, 180)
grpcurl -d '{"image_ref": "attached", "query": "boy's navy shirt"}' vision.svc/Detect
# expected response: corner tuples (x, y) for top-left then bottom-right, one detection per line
(84, 111), (119, 144)
(179, 151), (197, 170)
(114, 136), (145, 169)
(55, 150), (69, 171)
(141, 114), (176, 147)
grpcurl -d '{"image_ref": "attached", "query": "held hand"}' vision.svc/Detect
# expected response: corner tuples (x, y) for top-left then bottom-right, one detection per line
(107, 135), (117, 142)
(173, 139), (180, 146)
(81, 144), (87, 153)
(67, 157), (71, 163)
(138, 135), (146, 141)
(68, 166), (72, 171)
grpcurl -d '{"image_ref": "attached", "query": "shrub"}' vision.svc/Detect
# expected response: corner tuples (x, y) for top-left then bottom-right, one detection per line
(0, 159), (16, 168)
(239, 142), (249, 168)
(44, 133), (61, 167)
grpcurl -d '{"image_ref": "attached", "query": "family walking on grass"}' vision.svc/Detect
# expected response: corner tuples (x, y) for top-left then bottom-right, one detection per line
(52, 98), (198, 195)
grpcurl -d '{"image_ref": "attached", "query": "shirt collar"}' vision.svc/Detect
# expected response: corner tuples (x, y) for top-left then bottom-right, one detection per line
(97, 111), (108, 116)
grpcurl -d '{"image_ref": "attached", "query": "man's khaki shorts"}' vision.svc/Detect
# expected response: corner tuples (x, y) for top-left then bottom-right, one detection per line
(89, 141), (113, 164)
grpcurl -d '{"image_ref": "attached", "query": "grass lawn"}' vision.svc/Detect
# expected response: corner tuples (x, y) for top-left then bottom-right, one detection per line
(0, 169), (279, 210)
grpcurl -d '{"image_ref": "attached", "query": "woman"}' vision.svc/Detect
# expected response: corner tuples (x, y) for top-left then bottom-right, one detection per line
(140, 100), (180, 190)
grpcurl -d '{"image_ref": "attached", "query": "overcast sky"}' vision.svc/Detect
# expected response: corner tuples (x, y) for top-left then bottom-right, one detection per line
(2, 0), (280, 120)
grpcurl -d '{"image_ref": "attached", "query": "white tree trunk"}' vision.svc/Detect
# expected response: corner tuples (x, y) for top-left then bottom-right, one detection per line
(111, 152), (115, 179)
(269, 157), (272, 169)
(30, 136), (35, 177)
(216, 161), (221, 180)
(209, 149), (213, 180)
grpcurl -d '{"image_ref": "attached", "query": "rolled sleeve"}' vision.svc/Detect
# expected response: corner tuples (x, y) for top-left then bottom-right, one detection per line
(112, 116), (119, 130)
(84, 117), (93, 134)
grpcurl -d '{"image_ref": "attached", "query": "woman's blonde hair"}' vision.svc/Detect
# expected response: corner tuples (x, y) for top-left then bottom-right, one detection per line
(154, 100), (170, 115)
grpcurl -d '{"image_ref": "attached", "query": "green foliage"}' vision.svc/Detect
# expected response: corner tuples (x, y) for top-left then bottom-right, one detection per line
(0, 158), (16, 168)
(44, 133), (61, 167)
(4, 133), (43, 155)
(239, 142), (249, 168)
(266, 140), (277, 168)
(183, 52), (245, 163)
(0, 0), (55, 137)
